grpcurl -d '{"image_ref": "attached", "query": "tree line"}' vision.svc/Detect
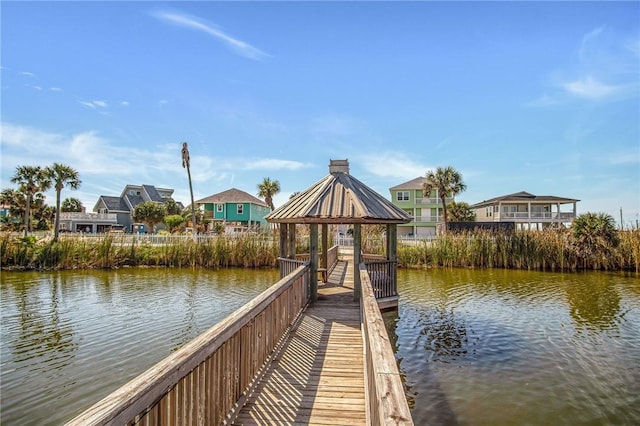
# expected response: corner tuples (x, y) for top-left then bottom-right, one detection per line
(1, 162), (285, 237)
(1, 163), (81, 241)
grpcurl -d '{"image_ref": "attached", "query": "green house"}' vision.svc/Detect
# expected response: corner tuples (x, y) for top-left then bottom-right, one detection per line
(196, 188), (270, 232)
(389, 177), (454, 238)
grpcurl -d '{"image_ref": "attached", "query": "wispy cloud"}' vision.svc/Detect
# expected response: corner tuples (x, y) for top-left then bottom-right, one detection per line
(242, 158), (311, 171)
(120, 101), (129, 107)
(153, 10), (270, 60)
(359, 152), (431, 180)
(563, 75), (627, 100)
(79, 100), (108, 109)
(529, 26), (639, 106)
(608, 152), (640, 165)
(21, 71), (36, 78)
(50, 87), (63, 92)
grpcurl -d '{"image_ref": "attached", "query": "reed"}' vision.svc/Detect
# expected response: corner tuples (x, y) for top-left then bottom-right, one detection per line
(0, 233), (279, 270)
(3, 229), (638, 272)
(397, 229), (640, 272)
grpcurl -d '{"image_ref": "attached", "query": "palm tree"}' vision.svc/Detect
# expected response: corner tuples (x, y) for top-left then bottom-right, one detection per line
(182, 142), (197, 234)
(448, 201), (475, 222)
(423, 166), (467, 231)
(257, 177), (281, 210)
(10, 165), (51, 237)
(61, 197), (84, 212)
(572, 212), (619, 267)
(46, 163), (81, 241)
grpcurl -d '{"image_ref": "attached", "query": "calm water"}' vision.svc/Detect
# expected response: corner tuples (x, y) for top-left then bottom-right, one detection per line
(0, 268), (278, 426)
(2, 268), (639, 425)
(387, 268), (640, 425)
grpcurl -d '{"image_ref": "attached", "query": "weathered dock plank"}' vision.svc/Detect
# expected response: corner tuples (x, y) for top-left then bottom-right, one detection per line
(233, 260), (366, 425)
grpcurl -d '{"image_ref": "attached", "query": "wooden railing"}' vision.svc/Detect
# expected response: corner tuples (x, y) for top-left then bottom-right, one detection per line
(325, 244), (339, 272)
(364, 260), (398, 299)
(67, 265), (310, 426)
(291, 244), (339, 276)
(360, 263), (413, 425)
(278, 257), (307, 278)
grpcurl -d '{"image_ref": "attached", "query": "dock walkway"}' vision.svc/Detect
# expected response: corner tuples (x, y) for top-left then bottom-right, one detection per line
(233, 258), (365, 425)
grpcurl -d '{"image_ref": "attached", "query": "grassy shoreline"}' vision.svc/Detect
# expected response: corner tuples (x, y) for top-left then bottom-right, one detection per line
(2, 230), (639, 272)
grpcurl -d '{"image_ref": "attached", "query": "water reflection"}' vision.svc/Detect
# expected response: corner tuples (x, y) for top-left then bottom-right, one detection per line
(392, 268), (640, 425)
(1, 268), (279, 426)
(565, 273), (622, 333)
(172, 272), (198, 351)
(12, 275), (78, 370)
(417, 304), (470, 362)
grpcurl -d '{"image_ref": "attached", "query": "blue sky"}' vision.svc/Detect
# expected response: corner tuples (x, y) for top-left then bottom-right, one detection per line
(2, 1), (639, 226)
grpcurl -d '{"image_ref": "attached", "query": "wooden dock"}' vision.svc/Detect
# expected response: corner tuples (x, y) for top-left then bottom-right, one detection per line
(233, 259), (365, 425)
(66, 249), (412, 425)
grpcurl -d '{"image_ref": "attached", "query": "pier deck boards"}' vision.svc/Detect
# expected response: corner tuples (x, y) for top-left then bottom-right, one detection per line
(233, 259), (366, 425)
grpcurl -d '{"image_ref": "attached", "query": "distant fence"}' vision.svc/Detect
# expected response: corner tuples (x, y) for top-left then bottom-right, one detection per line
(67, 265), (310, 426)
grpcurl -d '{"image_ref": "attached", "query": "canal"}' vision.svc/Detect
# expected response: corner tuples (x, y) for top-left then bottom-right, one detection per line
(1, 267), (639, 425)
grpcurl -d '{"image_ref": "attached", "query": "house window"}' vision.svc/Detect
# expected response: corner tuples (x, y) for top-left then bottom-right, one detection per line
(237, 204), (244, 215)
(486, 207), (492, 217)
(396, 191), (410, 201)
(217, 204), (223, 212)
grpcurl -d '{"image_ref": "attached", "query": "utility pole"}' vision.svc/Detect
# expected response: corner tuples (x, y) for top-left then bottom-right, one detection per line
(182, 142), (197, 237)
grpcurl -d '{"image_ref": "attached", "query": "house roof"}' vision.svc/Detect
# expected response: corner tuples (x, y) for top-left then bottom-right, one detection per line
(389, 176), (427, 191)
(196, 188), (269, 207)
(95, 184), (180, 213)
(142, 184), (164, 202)
(471, 191), (580, 208)
(95, 196), (130, 212)
(266, 160), (413, 224)
(124, 194), (145, 210)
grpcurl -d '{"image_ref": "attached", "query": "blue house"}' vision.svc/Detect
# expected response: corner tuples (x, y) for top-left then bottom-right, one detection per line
(196, 188), (270, 232)
(93, 184), (184, 233)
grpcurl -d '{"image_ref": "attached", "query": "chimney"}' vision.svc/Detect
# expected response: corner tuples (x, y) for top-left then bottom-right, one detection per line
(329, 159), (349, 174)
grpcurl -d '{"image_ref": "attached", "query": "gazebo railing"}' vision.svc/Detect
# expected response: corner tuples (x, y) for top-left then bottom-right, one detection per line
(364, 260), (398, 300)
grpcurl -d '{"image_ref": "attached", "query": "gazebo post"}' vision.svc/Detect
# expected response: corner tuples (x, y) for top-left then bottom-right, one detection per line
(310, 223), (319, 302)
(387, 224), (397, 261)
(353, 223), (362, 300)
(387, 223), (398, 294)
(279, 224), (288, 258)
(287, 223), (296, 259)
(321, 224), (328, 272)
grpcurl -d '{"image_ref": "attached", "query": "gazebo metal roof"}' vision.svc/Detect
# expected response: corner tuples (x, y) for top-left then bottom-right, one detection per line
(266, 160), (412, 225)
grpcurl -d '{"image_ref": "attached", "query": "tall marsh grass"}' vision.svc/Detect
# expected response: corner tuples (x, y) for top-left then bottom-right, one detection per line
(397, 229), (640, 272)
(2, 229), (638, 272)
(0, 233), (279, 270)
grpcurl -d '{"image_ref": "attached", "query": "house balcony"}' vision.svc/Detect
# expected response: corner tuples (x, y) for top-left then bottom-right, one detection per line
(415, 197), (453, 205)
(498, 212), (576, 221)
(410, 215), (441, 223)
(59, 212), (117, 221)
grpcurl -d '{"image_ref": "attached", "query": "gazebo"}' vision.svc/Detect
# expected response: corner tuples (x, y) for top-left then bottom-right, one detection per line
(266, 159), (412, 304)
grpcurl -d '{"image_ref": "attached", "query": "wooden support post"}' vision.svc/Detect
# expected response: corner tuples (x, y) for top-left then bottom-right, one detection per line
(279, 224), (288, 258)
(353, 223), (361, 301)
(287, 223), (296, 259)
(310, 223), (318, 303)
(387, 224), (397, 262)
(321, 224), (328, 270)
(388, 224), (398, 297)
